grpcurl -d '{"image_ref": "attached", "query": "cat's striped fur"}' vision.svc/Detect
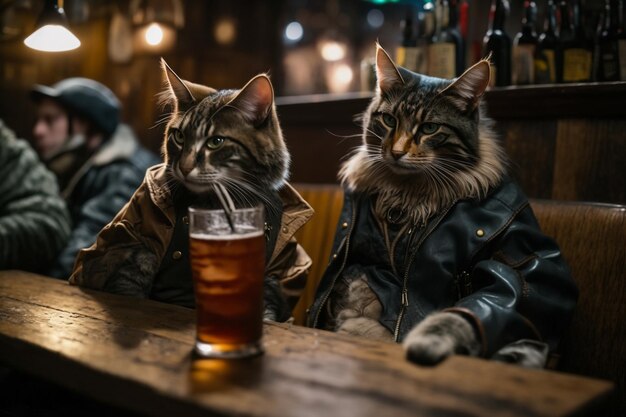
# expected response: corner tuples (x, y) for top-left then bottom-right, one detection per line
(340, 47), (507, 226)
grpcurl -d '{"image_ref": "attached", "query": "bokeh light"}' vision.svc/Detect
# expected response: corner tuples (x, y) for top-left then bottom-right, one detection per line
(285, 21), (303, 42)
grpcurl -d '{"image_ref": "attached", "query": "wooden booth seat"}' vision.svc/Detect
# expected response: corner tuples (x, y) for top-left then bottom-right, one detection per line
(292, 184), (625, 416)
(292, 184), (344, 323)
(530, 200), (625, 417)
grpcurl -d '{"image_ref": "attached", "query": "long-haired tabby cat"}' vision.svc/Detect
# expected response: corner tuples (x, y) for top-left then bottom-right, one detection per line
(307, 45), (577, 367)
(69, 61), (313, 321)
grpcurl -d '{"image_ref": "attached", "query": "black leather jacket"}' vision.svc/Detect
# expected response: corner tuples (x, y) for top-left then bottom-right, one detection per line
(307, 179), (578, 357)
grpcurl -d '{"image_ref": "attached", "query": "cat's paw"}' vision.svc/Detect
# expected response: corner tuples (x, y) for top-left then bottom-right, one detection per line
(404, 333), (457, 365)
(263, 308), (278, 322)
(491, 339), (549, 368)
(402, 312), (480, 366)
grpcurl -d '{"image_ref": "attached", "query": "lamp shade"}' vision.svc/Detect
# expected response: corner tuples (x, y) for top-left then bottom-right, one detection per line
(24, 0), (80, 52)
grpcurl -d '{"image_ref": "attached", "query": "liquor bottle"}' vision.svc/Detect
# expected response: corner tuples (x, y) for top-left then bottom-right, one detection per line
(414, 9), (429, 74)
(396, 10), (419, 72)
(428, 0), (457, 78)
(598, 0), (620, 81)
(459, 0), (469, 40)
(513, 0), (538, 84)
(591, 9), (603, 81)
(619, 0), (626, 80)
(557, 0), (592, 82)
(483, 0), (512, 86)
(535, 0), (558, 83)
(573, 0), (594, 81)
(449, 0), (465, 75)
(421, 1), (437, 75)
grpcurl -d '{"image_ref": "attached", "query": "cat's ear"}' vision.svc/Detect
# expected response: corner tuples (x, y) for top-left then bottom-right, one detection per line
(181, 81), (216, 103)
(227, 74), (274, 125)
(441, 59), (491, 112)
(161, 58), (195, 108)
(375, 43), (405, 94)
(160, 59), (216, 110)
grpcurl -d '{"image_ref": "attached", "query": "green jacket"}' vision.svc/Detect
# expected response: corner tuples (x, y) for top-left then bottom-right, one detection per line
(0, 120), (71, 272)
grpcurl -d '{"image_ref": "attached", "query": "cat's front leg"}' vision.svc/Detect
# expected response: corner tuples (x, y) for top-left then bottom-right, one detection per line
(263, 274), (289, 322)
(100, 245), (159, 297)
(403, 312), (480, 365)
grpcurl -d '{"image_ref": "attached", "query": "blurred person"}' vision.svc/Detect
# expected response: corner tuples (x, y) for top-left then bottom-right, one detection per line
(31, 78), (160, 279)
(0, 119), (71, 272)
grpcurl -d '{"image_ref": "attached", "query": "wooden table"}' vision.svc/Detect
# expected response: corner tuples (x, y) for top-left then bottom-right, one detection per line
(0, 271), (614, 417)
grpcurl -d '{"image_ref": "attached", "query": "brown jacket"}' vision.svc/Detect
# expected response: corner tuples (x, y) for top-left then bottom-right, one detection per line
(69, 163), (314, 308)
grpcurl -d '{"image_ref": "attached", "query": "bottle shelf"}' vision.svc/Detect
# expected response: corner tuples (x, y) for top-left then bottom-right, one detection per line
(484, 81), (626, 119)
(276, 81), (626, 122)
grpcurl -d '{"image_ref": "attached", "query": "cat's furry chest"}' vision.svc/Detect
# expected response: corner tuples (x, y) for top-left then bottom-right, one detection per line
(324, 198), (427, 340)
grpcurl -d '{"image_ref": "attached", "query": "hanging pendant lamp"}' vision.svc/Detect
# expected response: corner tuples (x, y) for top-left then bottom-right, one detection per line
(24, 0), (80, 52)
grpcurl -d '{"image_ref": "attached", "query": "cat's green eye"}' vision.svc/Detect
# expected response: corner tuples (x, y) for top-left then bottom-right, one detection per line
(170, 129), (185, 146)
(420, 122), (439, 134)
(381, 113), (397, 128)
(206, 136), (225, 150)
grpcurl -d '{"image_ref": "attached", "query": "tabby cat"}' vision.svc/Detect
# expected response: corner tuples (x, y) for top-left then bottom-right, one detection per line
(70, 61), (313, 322)
(308, 45), (576, 368)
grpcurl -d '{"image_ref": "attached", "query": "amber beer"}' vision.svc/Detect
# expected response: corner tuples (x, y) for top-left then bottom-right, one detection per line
(188, 206), (265, 358)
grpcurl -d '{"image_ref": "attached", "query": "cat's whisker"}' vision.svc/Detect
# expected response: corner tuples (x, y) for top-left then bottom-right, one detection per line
(221, 176), (278, 215)
(221, 179), (256, 208)
(429, 167), (455, 192)
(325, 130), (363, 144)
(150, 118), (172, 130)
(352, 111), (365, 125)
(365, 128), (383, 141)
(237, 178), (282, 216)
(237, 179), (280, 210)
(340, 146), (366, 162)
(426, 162), (456, 182)
(365, 148), (384, 159)
(365, 143), (383, 151)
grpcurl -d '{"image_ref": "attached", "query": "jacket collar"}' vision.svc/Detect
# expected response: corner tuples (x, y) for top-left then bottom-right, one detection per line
(91, 124), (138, 166)
(59, 124), (139, 199)
(272, 182), (314, 259)
(145, 164), (314, 257)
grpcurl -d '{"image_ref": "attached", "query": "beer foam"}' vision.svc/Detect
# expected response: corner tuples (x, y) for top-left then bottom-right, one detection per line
(190, 230), (264, 240)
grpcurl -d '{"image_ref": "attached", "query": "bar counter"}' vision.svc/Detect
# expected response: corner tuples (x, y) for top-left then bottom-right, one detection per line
(0, 271), (614, 417)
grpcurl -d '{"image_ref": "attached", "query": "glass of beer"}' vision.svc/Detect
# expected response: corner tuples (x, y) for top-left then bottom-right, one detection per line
(188, 206), (265, 358)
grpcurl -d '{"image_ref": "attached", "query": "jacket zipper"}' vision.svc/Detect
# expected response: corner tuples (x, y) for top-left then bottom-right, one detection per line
(312, 198), (358, 328)
(393, 202), (457, 342)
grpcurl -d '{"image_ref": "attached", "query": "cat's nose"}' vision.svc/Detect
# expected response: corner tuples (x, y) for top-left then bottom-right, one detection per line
(179, 154), (195, 177)
(391, 151), (405, 161)
(179, 162), (193, 177)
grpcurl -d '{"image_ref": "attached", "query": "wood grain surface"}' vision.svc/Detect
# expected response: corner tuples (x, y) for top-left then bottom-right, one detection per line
(0, 271), (614, 417)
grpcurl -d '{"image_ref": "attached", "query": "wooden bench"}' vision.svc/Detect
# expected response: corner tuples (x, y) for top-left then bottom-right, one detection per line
(293, 184), (626, 417)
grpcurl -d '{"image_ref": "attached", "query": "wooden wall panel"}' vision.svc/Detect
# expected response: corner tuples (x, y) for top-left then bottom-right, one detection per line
(553, 119), (626, 204)
(282, 126), (360, 184)
(500, 120), (558, 200)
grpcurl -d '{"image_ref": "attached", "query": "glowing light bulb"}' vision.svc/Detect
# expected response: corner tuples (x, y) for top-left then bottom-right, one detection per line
(24, 25), (80, 52)
(145, 23), (164, 46)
